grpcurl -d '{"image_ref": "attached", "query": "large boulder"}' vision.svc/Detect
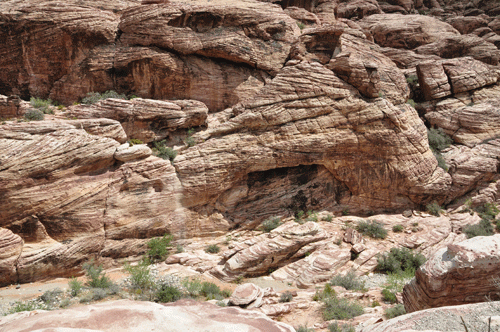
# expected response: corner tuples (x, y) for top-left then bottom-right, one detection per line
(403, 234), (500, 313)
(0, 299), (295, 332)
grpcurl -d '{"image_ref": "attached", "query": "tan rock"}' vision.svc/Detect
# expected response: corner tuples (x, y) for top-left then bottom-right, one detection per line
(447, 16), (489, 35)
(114, 143), (152, 162)
(403, 234), (500, 312)
(0, 228), (23, 286)
(66, 98), (208, 143)
(415, 34), (500, 65)
(229, 283), (263, 306)
(0, 299), (296, 332)
(359, 14), (460, 49)
(284, 7), (321, 25)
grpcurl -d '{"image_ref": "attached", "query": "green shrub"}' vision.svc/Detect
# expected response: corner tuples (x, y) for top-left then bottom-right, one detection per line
(30, 97), (53, 114)
(382, 288), (397, 303)
(306, 210), (318, 222)
(200, 282), (222, 298)
(296, 21), (306, 30)
(176, 245), (184, 253)
(261, 217), (282, 232)
(406, 75), (418, 85)
(185, 136), (196, 147)
(426, 202), (442, 216)
(376, 248), (426, 274)
(24, 109), (44, 121)
(428, 128), (452, 152)
(372, 300), (381, 307)
(205, 244), (220, 254)
(279, 291), (293, 303)
(323, 214), (333, 222)
(385, 304), (406, 318)
(69, 277), (83, 297)
(40, 288), (63, 305)
(406, 99), (416, 107)
(463, 219), (494, 238)
(146, 234), (173, 263)
(124, 260), (155, 292)
(392, 224), (404, 232)
(313, 283), (336, 301)
(82, 261), (113, 289)
(356, 220), (388, 239)
(128, 138), (144, 145)
(474, 203), (499, 221)
(328, 322), (355, 332)
(81, 90), (127, 104)
(79, 288), (109, 303)
(155, 284), (183, 303)
(153, 140), (177, 163)
(433, 150), (448, 171)
(322, 296), (364, 321)
(330, 270), (365, 291)
(296, 325), (315, 332)
(385, 269), (415, 293)
(8, 300), (47, 314)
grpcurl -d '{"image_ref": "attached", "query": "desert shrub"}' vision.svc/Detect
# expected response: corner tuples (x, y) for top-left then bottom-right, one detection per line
(296, 21), (306, 30)
(322, 296), (364, 321)
(69, 277), (83, 297)
(176, 245), (184, 253)
(79, 288), (109, 303)
(392, 224), (404, 232)
(306, 210), (318, 222)
(376, 247), (425, 274)
(81, 90), (127, 104)
(323, 214), (333, 222)
(428, 128), (452, 151)
(330, 270), (365, 291)
(124, 260), (155, 292)
(146, 234), (173, 263)
(356, 220), (388, 239)
(261, 217), (282, 232)
(328, 322), (355, 332)
(24, 109), (44, 121)
(128, 138), (143, 145)
(463, 218), (494, 238)
(59, 298), (71, 308)
(433, 150), (448, 171)
(7, 300), (47, 314)
(155, 284), (183, 303)
(200, 282), (222, 299)
(426, 202), (442, 216)
(372, 300), (381, 307)
(182, 279), (203, 297)
(30, 97), (53, 114)
(40, 288), (63, 305)
(313, 283), (336, 301)
(385, 269), (415, 293)
(205, 244), (220, 254)
(279, 291), (293, 303)
(153, 140), (177, 163)
(406, 99), (416, 107)
(382, 288), (397, 303)
(82, 261), (113, 289)
(296, 325), (315, 332)
(406, 75), (418, 84)
(474, 203), (499, 221)
(385, 304), (406, 318)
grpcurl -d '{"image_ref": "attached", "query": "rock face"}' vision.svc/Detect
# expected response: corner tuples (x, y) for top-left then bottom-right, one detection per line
(65, 98), (208, 143)
(0, 229), (23, 286)
(360, 301), (500, 332)
(0, 299), (295, 332)
(403, 235), (500, 313)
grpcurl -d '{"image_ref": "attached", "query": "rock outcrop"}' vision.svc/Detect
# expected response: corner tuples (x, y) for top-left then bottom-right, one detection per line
(0, 299), (295, 332)
(403, 235), (500, 313)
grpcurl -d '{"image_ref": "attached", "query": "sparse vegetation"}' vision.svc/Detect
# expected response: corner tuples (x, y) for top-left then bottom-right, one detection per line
(82, 261), (113, 289)
(406, 75), (418, 85)
(124, 260), (155, 294)
(426, 202), (442, 216)
(205, 244), (221, 254)
(376, 247), (425, 275)
(279, 291), (293, 303)
(385, 304), (406, 318)
(406, 99), (416, 107)
(7, 300), (47, 314)
(329, 270), (365, 291)
(322, 295), (364, 321)
(261, 216), (282, 232)
(24, 109), (44, 121)
(463, 218), (494, 238)
(155, 284), (183, 303)
(30, 97), (53, 114)
(69, 277), (83, 297)
(296, 325), (315, 332)
(185, 128), (196, 147)
(323, 214), (333, 222)
(153, 140), (177, 163)
(81, 90), (127, 104)
(328, 322), (355, 332)
(128, 138), (144, 145)
(296, 21), (306, 30)
(40, 288), (63, 305)
(428, 128), (452, 171)
(356, 220), (388, 239)
(382, 288), (397, 303)
(146, 234), (173, 263)
(392, 224), (404, 232)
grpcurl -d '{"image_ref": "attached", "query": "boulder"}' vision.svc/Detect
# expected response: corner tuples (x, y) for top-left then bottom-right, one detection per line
(65, 98), (208, 143)
(0, 228), (23, 286)
(403, 234), (500, 313)
(359, 14), (460, 49)
(114, 143), (152, 162)
(229, 283), (263, 306)
(447, 16), (489, 35)
(0, 299), (296, 332)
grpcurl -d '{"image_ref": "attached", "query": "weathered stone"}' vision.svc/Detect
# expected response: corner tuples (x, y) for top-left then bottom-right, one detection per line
(0, 228), (23, 286)
(360, 14), (460, 49)
(0, 299), (296, 332)
(284, 6), (320, 25)
(403, 234), (500, 313)
(65, 98), (208, 143)
(114, 143), (152, 162)
(229, 283), (263, 306)
(447, 16), (489, 35)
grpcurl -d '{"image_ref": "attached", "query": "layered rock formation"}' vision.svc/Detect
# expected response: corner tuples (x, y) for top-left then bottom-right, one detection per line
(403, 235), (500, 313)
(0, 299), (295, 332)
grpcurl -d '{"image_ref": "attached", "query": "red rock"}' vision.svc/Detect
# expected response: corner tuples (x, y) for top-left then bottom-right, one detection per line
(0, 228), (23, 286)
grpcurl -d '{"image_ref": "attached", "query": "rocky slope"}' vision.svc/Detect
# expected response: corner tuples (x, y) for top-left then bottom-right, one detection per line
(2, 1), (500, 330)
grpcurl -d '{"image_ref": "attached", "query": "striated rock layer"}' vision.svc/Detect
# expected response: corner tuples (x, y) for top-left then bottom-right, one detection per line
(403, 234), (500, 313)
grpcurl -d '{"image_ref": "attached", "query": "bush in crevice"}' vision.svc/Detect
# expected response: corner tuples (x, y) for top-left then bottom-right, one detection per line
(261, 217), (282, 232)
(30, 97), (53, 114)
(356, 220), (388, 239)
(205, 244), (220, 254)
(81, 90), (127, 104)
(427, 127), (452, 171)
(426, 201), (442, 217)
(153, 140), (177, 163)
(376, 247), (425, 275)
(279, 291), (293, 303)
